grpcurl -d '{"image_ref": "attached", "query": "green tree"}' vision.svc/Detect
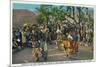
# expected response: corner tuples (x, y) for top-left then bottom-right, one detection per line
(36, 5), (51, 25)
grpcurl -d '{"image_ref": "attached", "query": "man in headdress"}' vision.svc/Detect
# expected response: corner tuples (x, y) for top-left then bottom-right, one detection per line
(32, 27), (40, 62)
(21, 28), (26, 48)
(41, 25), (48, 61)
(71, 31), (78, 54)
(56, 23), (62, 50)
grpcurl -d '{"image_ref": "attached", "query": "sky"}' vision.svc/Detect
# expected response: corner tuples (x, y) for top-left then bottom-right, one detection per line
(13, 3), (94, 13)
(13, 3), (40, 12)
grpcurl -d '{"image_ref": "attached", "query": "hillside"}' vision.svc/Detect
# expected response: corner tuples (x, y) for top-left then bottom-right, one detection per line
(13, 9), (38, 28)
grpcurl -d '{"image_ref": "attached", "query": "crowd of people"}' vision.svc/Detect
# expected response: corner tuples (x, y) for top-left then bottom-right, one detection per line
(12, 22), (93, 61)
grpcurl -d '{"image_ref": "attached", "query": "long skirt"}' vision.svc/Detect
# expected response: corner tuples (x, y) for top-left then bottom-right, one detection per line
(32, 48), (40, 61)
(63, 40), (71, 57)
(41, 41), (48, 60)
(72, 42), (78, 53)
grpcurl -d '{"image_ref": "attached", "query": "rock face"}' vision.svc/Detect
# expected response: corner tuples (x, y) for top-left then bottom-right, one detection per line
(13, 9), (38, 28)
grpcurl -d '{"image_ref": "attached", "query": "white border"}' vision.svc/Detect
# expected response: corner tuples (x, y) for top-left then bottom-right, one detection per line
(10, 1), (96, 67)
(10, 1), (13, 66)
(11, 0), (96, 5)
